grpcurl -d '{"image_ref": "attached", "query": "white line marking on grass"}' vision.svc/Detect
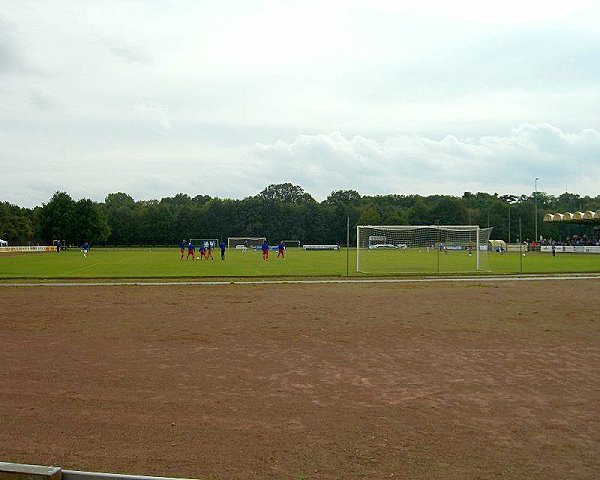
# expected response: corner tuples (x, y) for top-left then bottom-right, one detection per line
(1, 274), (599, 287)
(57, 263), (99, 277)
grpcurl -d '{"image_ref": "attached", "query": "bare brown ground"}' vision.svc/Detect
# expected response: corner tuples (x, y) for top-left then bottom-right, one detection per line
(1, 280), (599, 480)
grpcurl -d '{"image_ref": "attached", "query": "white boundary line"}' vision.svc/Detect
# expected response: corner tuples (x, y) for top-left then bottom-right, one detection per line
(63, 470), (195, 480)
(1, 274), (599, 287)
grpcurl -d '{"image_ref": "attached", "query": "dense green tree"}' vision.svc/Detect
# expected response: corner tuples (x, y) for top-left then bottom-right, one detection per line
(407, 198), (431, 225)
(357, 204), (382, 225)
(105, 192), (135, 209)
(4, 186), (599, 247)
(430, 197), (468, 225)
(105, 193), (137, 245)
(259, 183), (316, 204)
(384, 209), (407, 225)
(138, 201), (175, 244)
(71, 199), (110, 245)
(39, 191), (76, 244)
(0, 202), (33, 244)
(325, 190), (362, 206)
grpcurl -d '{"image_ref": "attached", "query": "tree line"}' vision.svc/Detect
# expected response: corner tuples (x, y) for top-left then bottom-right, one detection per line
(1, 183), (598, 246)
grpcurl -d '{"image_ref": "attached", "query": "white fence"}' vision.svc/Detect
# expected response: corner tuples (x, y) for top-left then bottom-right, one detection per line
(303, 244), (340, 250)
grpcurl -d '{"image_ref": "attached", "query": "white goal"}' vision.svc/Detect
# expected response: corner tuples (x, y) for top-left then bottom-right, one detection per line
(357, 225), (493, 274)
(227, 237), (266, 249)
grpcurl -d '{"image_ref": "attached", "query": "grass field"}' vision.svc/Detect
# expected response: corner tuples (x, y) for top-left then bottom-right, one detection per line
(1, 247), (600, 279)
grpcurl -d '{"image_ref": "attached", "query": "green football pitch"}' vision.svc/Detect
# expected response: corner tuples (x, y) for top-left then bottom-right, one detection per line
(1, 247), (599, 279)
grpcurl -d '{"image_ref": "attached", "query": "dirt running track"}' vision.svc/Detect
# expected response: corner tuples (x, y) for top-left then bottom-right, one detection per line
(1, 280), (599, 479)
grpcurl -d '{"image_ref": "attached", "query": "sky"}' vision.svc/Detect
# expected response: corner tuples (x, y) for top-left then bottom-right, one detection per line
(1, 0), (600, 207)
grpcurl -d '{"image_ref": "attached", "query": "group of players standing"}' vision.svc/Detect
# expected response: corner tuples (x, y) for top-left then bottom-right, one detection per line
(179, 239), (286, 261)
(180, 240), (224, 261)
(260, 240), (286, 260)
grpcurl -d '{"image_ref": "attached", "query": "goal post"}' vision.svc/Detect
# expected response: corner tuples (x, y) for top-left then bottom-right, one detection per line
(356, 225), (493, 274)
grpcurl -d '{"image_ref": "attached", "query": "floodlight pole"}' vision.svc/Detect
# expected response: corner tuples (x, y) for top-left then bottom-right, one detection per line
(534, 177), (539, 243)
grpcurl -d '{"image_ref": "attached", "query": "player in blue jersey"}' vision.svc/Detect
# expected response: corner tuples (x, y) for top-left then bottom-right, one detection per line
(261, 240), (269, 260)
(206, 242), (214, 260)
(186, 241), (195, 260)
(180, 240), (186, 259)
(277, 241), (285, 259)
(199, 243), (207, 260)
(219, 241), (226, 260)
(82, 241), (89, 257)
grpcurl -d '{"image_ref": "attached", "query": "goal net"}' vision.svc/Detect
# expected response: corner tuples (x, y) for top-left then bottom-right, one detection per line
(227, 237), (266, 249)
(281, 240), (301, 248)
(357, 225), (493, 274)
(190, 238), (219, 249)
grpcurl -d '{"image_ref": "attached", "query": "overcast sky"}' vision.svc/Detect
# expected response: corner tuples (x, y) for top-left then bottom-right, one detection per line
(1, 0), (600, 207)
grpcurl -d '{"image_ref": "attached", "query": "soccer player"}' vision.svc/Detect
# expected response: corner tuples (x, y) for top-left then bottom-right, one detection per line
(206, 242), (214, 260)
(219, 241), (226, 260)
(467, 244), (473, 256)
(277, 241), (285, 259)
(82, 241), (89, 258)
(261, 239), (269, 260)
(199, 243), (207, 260)
(186, 241), (195, 260)
(56, 240), (61, 254)
(180, 239), (186, 260)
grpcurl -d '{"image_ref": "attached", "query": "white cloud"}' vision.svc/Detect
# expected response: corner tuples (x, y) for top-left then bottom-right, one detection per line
(202, 2), (352, 67)
(250, 124), (600, 199)
(363, 0), (598, 24)
(130, 103), (172, 130)
(106, 43), (152, 65)
(0, 13), (31, 74)
(29, 88), (56, 111)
